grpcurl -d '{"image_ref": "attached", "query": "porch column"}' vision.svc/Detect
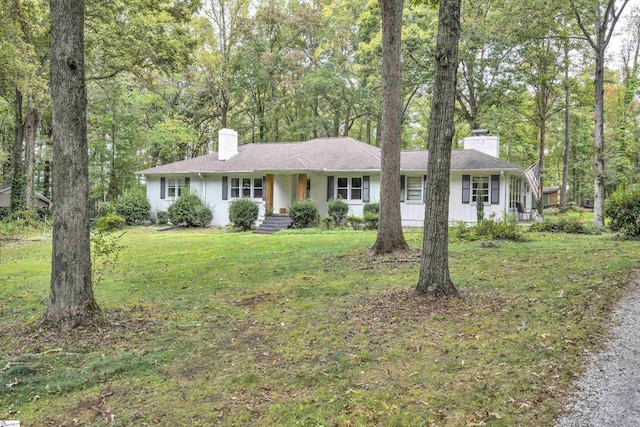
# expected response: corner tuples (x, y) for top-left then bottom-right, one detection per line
(297, 173), (307, 201)
(266, 174), (274, 213)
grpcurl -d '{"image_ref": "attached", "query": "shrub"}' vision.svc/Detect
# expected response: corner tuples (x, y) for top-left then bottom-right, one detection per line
(95, 213), (126, 230)
(289, 199), (318, 228)
(168, 192), (213, 227)
(115, 190), (150, 225)
(363, 202), (380, 215)
(321, 216), (335, 230)
(328, 198), (349, 225)
(346, 215), (363, 230)
(0, 207), (10, 220)
(474, 214), (525, 241)
(156, 211), (169, 225)
(604, 188), (640, 238)
(97, 201), (115, 218)
(529, 216), (586, 234)
(229, 198), (260, 230)
(363, 212), (379, 230)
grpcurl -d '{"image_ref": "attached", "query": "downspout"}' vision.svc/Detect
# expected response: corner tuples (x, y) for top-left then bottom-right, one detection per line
(198, 173), (206, 202)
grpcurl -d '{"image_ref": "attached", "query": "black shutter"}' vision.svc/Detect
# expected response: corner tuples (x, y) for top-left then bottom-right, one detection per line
(185, 177), (190, 187)
(263, 176), (266, 201)
(423, 174), (427, 203)
(363, 176), (370, 203)
(222, 176), (228, 200)
(327, 176), (334, 201)
(400, 175), (405, 202)
(160, 177), (165, 199)
(462, 175), (470, 204)
(491, 174), (500, 204)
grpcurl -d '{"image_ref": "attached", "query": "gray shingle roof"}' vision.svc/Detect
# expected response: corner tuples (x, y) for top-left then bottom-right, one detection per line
(136, 137), (524, 175)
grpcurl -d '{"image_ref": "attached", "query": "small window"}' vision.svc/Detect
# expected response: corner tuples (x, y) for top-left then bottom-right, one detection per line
(351, 178), (362, 200)
(406, 176), (422, 201)
(337, 177), (348, 199)
(231, 178), (240, 198)
(253, 177), (263, 199)
(472, 176), (489, 203)
(167, 178), (188, 198)
(242, 178), (252, 198)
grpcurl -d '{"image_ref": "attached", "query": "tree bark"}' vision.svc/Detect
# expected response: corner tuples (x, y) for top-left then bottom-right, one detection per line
(415, 0), (461, 298)
(561, 44), (570, 209)
(537, 97), (546, 216)
(24, 100), (41, 208)
(593, 44), (606, 227)
(10, 89), (26, 212)
(44, 0), (99, 330)
(370, 0), (409, 255)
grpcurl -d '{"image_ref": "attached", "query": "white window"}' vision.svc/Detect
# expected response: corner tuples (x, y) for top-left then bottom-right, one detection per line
(336, 177), (362, 201)
(168, 178), (189, 198)
(406, 176), (423, 202)
(472, 176), (489, 203)
(231, 177), (263, 199)
(351, 178), (362, 200)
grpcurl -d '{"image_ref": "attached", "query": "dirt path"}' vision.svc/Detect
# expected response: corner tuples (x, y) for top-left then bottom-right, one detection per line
(555, 277), (640, 427)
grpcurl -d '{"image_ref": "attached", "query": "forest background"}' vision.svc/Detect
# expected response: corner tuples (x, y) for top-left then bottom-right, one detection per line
(1, 0), (639, 209)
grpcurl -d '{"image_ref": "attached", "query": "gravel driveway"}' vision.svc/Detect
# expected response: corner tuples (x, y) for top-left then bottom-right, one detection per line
(555, 280), (640, 427)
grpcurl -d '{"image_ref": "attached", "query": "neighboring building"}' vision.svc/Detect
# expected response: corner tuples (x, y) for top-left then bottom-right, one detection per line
(543, 186), (560, 207)
(0, 184), (52, 209)
(136, 129), (532, 227)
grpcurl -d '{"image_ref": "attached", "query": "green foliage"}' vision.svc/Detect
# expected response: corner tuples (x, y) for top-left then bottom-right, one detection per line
(529, 216), (589, 234)
(451, 214), (525, 242)
(95, 213), (126, 231)
(320, 216), (334, 230)
(328, 198), (349, 225)
(10, 173), (27, 212)
(97, 201), (115, 217)
(363, 212), (379, 230)
(476, 198), (485, 222)
(0, 207), (12, 221)
(604, 188), (640, 238)
(363, 202), (380, 215)
(167, 192), (213, 227)
(475, 215), (525, 241)
(289, 199), (318, 229)
(90, 228), (126, 286)
(156, 211), (169, 225)
(115, 190), (151, 225)
(228, 198), (260, 231)
(346, 215), (363, 230)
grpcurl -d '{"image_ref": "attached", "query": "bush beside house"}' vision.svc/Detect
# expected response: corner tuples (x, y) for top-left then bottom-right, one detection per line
(168, 192), (213, 227)
(228, 199), (259, 230)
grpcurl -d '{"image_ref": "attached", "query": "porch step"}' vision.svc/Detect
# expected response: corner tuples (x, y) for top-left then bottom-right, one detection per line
(253, 214), (292, 234)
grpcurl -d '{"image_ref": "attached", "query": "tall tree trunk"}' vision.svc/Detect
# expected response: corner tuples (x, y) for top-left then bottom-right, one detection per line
(593, 45), (606, 227)
(24, 100), (42, 208)
(415, 0), (461, 297)
(10, 88), (26, 212)
(537, 102), (546, 215)
(370, 0), (409, 255)
(561, 44), (570, 208)
(44, 0), (99, 330)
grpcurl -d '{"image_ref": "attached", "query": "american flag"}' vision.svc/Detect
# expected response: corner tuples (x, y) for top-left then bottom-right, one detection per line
(524, 161), (541, 202)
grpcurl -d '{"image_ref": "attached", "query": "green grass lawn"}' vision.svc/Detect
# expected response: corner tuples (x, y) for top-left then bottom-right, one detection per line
(1, 227), (638, 426)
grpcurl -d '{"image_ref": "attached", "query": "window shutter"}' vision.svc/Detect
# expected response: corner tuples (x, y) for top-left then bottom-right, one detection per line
(185, 177), (190, 187)
(363, 176), (370, 203)
(222, 176), (228, 200)
(327, 176), (334, 201)
(400, 175), (405, 202)
(462, 175), (470, 204)
(491, 174), (500, 204)
(160, 177), (165, 199)
(423, 175), (427, 203)
(263, 176), (266, 201)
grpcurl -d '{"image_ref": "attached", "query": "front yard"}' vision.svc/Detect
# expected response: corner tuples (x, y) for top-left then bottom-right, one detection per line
(1, 227), (638, 425)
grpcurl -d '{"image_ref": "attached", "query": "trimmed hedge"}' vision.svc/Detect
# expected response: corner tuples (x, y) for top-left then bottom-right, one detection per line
(328, 198), (349, 225)
(289, 199), (317, 228)
(115, 190), (150, 225)
(229, 198), (260, 230)
(605, 188), (640, 238)
(168, 192), (213, 227)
